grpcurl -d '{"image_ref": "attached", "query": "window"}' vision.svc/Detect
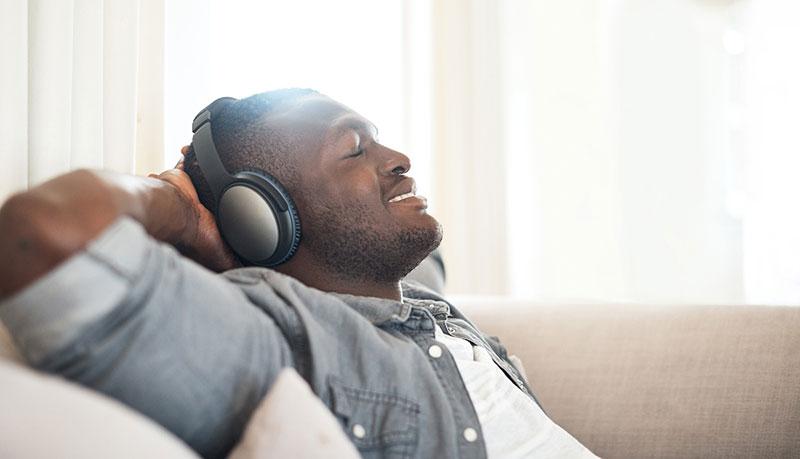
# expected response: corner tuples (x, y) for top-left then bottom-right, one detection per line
(164, 0), (433, 205)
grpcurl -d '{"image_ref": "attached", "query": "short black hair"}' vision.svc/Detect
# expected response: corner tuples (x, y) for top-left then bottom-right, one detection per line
(183, 88), (318, 212)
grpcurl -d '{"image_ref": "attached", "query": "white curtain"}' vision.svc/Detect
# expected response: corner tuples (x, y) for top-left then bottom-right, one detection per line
(5, 0), (797, 305)
(432, 0), (509, 295)
(742, 2), (800, 304)
(432, 0), (800, 304)
(0, 0), (165, 202)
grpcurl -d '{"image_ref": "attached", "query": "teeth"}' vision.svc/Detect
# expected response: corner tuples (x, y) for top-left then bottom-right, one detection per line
(389, 192), (416, 203)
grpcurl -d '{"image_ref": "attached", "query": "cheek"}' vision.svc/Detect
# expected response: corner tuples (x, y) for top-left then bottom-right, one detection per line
(324, 169), (381, 206)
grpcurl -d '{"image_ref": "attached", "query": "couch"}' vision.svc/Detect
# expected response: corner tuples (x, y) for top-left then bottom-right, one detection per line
(455, 298), (800, 458)
(2, 299), (798, 458)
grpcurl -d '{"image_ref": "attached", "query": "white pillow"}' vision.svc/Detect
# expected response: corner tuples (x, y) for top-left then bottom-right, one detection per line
(1, 322), (357, 458)
(228, 368), (359, 459)
(0, 357), (198, 458)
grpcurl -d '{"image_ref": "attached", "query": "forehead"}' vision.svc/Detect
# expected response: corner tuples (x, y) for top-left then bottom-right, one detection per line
(267, 94), (377, 142)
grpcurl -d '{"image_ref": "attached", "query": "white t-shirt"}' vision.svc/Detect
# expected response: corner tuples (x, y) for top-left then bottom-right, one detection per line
(434, 325), (598, 459)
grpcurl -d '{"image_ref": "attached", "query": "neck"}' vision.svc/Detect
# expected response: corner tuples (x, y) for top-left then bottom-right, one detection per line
(277, 249), (403, 301)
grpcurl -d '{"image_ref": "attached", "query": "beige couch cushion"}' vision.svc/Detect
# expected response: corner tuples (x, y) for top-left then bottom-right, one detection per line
(457, 299), (800, 459)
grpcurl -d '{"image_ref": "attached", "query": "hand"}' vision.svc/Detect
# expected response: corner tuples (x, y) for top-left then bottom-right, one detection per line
(148, 147), (241, 272)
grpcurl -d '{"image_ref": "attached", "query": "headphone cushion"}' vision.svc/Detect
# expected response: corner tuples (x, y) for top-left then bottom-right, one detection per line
(226, 171), (301, 266)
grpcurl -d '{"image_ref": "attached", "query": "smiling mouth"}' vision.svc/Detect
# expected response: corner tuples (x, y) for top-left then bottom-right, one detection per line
(388, 191), (417, 203)
(387, 193), (428, 211)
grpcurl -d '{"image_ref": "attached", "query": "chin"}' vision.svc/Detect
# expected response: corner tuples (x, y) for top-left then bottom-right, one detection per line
(382, 217), (441, 281)
(428, 216), (444, 249)
(410, 216), (444, 257)
(408, 210), (441, 233)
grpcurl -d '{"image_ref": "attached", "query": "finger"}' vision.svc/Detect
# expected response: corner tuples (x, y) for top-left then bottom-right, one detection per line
(153, 170), (177, 184)
(180, 145), (191, 156)
(175, 157), (185, 169)
(158, 168), (186, 180)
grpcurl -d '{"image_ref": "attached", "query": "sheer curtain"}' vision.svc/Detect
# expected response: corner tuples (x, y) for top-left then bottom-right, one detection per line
(0, 0), (165, 202)
(742, 2), (800, 304)
(432, 0), (800, 304)
(431, 0), (508, 296)
(5, 0), (798, 305)
(162, 0), (433, 191)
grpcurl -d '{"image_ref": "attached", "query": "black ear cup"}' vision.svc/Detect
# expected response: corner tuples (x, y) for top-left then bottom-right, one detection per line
(191, 99), (302, 268)
(217, 171), (301, 267)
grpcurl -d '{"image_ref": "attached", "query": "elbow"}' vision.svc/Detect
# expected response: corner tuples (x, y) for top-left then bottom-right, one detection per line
(0, 170), (116, 296)
(1, 191), (52, 238)
(0, 192), (74, 298)
(0, 190), (77, 263)
(16, 168), (119, 245)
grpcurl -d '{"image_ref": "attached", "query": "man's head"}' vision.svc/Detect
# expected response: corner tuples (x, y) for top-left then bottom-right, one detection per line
(184, 89), (442, 286)
(184, 88), (315, 207)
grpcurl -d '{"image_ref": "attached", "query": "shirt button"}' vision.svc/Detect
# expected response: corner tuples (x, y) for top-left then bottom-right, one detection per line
(428, 344), (443, 358)
(463, 427), (478, 442)
(352, 424), (366, 439)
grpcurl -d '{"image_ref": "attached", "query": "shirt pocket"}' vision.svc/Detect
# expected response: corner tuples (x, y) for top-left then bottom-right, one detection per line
(328, 377), (421, 459)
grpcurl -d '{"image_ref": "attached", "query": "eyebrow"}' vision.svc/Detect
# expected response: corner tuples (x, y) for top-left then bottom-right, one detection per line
(330, 116), (379, 141)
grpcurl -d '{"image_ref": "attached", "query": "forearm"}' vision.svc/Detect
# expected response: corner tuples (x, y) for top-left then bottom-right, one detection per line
(0, 169), (195, 299)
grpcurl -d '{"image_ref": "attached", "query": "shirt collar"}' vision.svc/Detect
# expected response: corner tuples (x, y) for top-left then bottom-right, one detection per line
(329, 291), (412, 325)
(330, 281), (452, 326)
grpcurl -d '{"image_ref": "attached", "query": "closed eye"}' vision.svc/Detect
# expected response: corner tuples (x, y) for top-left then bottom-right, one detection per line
(348, 147), (365, 158)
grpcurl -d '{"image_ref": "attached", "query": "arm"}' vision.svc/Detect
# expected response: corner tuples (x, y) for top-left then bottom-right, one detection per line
(0, 168), (236, 300)
(0, 168), (288, 457)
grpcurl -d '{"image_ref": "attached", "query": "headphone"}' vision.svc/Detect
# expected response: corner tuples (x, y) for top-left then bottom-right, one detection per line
(190, 97), (302, 267)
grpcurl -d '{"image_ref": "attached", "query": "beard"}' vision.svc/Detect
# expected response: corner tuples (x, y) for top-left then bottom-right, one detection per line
(300, 201), (443, 283)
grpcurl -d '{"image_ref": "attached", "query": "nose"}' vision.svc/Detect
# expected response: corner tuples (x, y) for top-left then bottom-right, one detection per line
(380, 148), (411, 176)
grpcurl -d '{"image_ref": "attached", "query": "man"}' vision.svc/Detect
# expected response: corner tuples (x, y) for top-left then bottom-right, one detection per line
(0, 89), (597, 458)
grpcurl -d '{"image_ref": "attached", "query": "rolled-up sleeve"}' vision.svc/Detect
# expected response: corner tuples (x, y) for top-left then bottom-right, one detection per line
(0, 216), (293, 458)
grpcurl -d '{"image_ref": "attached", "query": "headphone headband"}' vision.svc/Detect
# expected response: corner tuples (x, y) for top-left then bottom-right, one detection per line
(191, 97), (237, 205)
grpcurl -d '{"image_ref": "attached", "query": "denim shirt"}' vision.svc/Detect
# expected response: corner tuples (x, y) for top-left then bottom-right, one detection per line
(0, 217), (540, 458)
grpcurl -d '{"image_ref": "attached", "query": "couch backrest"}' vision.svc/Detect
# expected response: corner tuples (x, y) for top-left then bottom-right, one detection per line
(456, 299), (800, 459)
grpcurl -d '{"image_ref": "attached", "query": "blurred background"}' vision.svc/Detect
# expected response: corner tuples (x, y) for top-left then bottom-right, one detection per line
(2, 0), (799, 305)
